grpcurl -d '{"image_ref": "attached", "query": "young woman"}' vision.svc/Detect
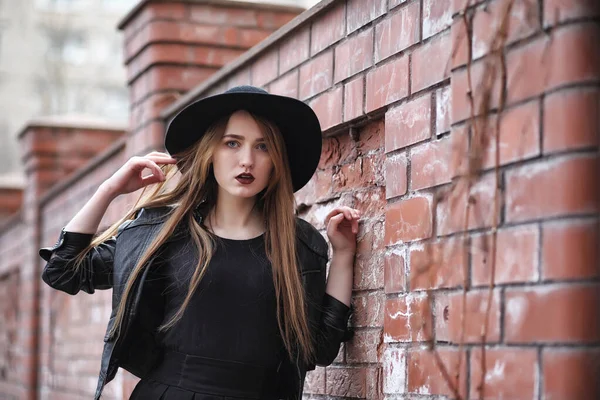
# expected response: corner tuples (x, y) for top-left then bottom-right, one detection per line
(39, 86), (359, 400)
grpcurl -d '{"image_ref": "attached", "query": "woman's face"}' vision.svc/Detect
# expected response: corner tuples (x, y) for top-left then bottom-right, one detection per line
(211, 110), (274, 200)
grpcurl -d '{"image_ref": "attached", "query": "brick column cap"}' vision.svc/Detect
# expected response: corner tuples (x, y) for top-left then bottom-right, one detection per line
(17, 115), (128, 139)
(158, 0), (338, 121)
(117, 0), (305, 30)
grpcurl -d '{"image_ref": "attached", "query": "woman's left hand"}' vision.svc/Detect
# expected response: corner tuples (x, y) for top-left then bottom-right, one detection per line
(325, 206), (361, 255)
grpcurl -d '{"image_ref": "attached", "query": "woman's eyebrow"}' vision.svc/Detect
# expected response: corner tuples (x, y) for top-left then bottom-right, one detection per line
(222, 134), (265, 142)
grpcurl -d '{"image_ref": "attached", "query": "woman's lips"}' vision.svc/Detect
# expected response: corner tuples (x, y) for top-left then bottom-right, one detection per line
(235, 176), (255, 184)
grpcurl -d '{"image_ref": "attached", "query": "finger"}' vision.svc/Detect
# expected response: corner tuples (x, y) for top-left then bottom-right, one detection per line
(147, 155), (178, 164)
(342, 209), (353, 221)
(329, 213), (345, 230)
(139, 159), (165, 180)
(325, 209), (341, 226)
(140, 174), (162, 186)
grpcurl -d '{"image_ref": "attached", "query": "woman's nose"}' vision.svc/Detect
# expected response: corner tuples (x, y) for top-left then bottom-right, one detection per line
(239, 146), (254, 168)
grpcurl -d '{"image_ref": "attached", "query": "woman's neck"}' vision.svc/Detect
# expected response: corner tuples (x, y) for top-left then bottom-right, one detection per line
(205, 193), (264, 239)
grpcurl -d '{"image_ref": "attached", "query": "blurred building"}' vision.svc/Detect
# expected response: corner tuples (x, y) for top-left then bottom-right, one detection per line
(0, 0), (318, 186)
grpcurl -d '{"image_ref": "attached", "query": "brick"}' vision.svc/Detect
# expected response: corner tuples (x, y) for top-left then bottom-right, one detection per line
(347, 0), (387, 34)
(279, 26), (309, 74)
(411, 134), (466, 190)
(366, 57), (409, 113)
(123, 3), (187, 42)
(126, 43), (243, 83)
(238, 28), (272, 48)
(423, 0), (452, 39)
(188, 5), (258, 27)
(326, 367), (368, 397)
(354, 251), (384, 290)
(413, 32), (452, 94)
(308, 86), (343, 131)
(543, 349), (600, 399)
(435, 289), (501, 343)
(385, 247), (405, 293)
(544, 0), (600, 27)
(385, 153), (407, 199)
(227, 68), (251, 88)
(305, 366), (325, 394)
(268, 69), (298, 98)
(542, 220), (599, 280)
(311, 3), (346, 55)
(505, 155), (599, 223)
(470, 348), (538, 400)
(334, 28), (373, 83)
(385, 94), (431, 153)
(347, 329), (383, 363)
(481, 100), (541, 169)
(357, 119), (384, 154)
(409, 237), (466, 290)
(353, 186), (387, 219)
(294, 168), (333, 206)
(130, 90), (180, 130)
(252, 49), (278, 87)
(356, 218), (385, 259)
(505, 284), (600, 343)
(506, 23), (600, 104)
(144, 65), (214, 95)
(318, 133), (357, 169)
(374, 2), (420, 62)
(407, 348), (468, 398)
(344, 75), (364, 121)
(384, 293), (432, 342)
(382, 346), (406, 394)
(352, 293), (385, 328)
(451, 56), (501, 123)
(544, 88), (600, 154)
(256, 11), (298, 30)
(126, 21), (229, 61)
(332, 154), (382, 192)
(385, 196), (433, 244)
(299, 50), (333, 99)
(436, 86), (451, 135)
(436, 173), (499, 235)
(389, 0), (408, 9)
(452, 0), (540, 67)
(472, 224), (539, 286)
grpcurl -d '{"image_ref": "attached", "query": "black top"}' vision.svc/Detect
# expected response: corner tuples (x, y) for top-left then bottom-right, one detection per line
(153, 231), (286, 369)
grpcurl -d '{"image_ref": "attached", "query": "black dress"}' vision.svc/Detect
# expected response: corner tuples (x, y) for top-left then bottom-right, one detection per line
(130, 231), (285, 400)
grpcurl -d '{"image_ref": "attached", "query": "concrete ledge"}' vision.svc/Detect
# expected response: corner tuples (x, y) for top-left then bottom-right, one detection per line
(17, 115), (128, 139)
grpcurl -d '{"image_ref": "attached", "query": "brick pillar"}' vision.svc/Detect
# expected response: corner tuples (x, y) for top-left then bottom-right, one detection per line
(0, 186), (23, 220)
(18, 117), (125, 199)
(14, 117), (124, 400)
(118, 0), (303, 158)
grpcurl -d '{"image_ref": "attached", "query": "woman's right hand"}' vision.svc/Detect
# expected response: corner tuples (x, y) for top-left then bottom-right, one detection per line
(101, 151), (178, 198)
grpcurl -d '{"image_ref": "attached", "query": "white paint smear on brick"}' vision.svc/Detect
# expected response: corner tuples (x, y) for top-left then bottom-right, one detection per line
(506, 295), (527, 329)
(423, 0), (452, 39)
(383, 347), (406, 394)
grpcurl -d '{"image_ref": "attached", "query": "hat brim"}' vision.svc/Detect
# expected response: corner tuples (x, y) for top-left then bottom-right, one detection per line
(165, 92), (322, 193)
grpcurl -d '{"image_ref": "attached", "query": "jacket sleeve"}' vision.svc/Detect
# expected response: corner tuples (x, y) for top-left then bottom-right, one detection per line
(313, 290), (354, 367)
(310, 238), (355, 367)
(39, 219), (133, 295)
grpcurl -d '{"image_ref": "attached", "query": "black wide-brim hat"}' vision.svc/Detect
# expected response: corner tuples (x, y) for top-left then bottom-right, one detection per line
(164, 85), (322, 192)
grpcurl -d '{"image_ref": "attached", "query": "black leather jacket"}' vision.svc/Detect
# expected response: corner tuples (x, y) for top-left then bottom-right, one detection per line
(39, 206), (354, 400)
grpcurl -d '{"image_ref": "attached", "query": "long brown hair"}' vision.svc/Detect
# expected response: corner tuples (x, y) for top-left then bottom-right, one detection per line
(70, 111), (315, 364)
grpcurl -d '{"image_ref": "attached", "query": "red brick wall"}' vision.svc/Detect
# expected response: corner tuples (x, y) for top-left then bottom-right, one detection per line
(1, 0), (598, 398)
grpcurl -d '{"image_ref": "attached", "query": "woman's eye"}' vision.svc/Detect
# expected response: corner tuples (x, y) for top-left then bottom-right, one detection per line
(225, 141), (238, 148)
(257, 143), (268, 151)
